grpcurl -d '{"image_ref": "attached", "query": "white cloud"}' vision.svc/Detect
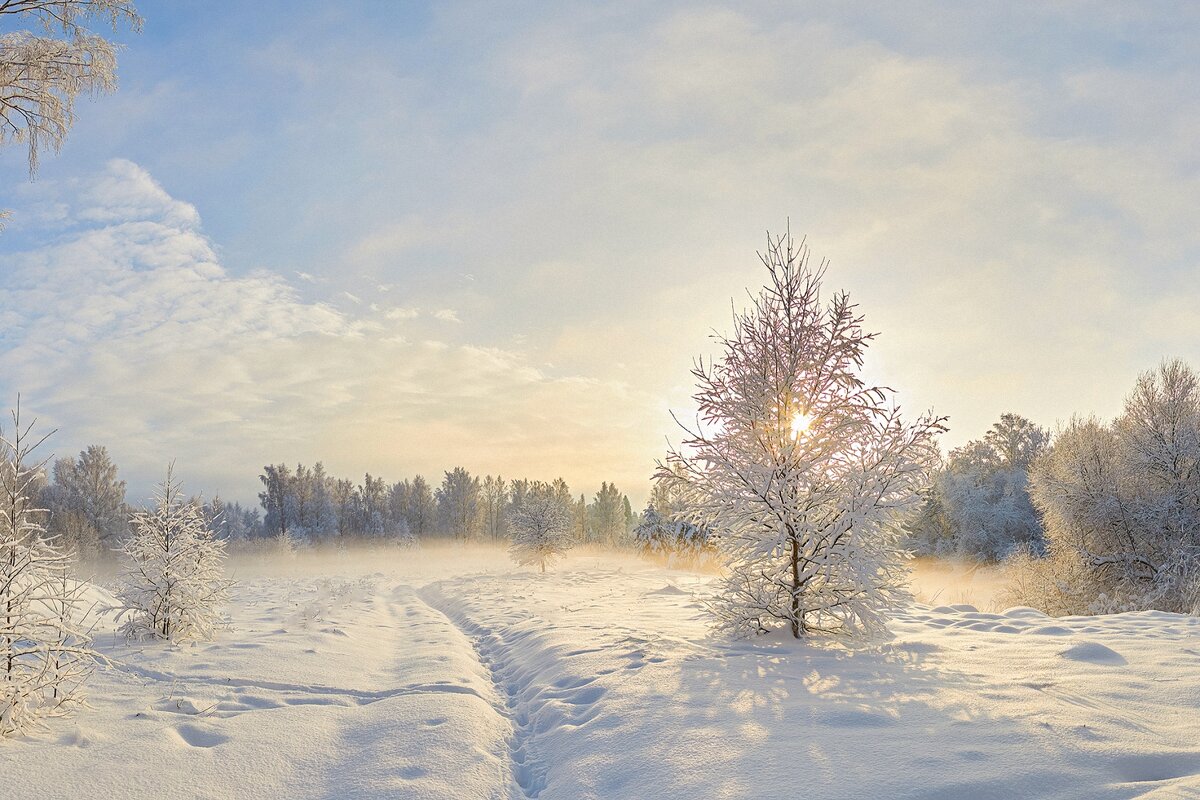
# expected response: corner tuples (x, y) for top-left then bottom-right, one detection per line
(385, 307), (420, 321)
(0, 161), (660, 503)
(432, 309), (461, 324)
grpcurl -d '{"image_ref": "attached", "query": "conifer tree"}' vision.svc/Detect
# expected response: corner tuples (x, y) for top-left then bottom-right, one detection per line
(117, 467), (230, 643)
(0, 401), (99, 736)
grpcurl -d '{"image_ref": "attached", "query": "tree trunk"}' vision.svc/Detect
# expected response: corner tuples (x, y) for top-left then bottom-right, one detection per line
(790, 530), (801, 638)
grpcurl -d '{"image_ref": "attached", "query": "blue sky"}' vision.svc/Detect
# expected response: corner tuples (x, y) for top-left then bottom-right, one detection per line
(2, 2), (1199, 504)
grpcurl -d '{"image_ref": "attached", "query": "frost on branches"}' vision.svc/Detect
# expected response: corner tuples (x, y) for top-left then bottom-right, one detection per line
(1012, 360), (1200, 616)
(507, 481), (575, 572)
(666, 232), (944, 638)
(117, 468), (230, 643)
(0, 403), (99, 737)
(634, 465), (716, 566)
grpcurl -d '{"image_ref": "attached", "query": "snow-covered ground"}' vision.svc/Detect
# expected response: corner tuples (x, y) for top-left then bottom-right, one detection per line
(6, 546), (1200, 799)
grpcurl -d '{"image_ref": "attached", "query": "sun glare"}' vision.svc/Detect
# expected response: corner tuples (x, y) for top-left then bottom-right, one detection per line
(790, 411), (813, 440)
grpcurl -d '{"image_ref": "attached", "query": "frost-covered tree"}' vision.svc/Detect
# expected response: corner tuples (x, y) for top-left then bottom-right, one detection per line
(906, 414), (1049, 561)
(633, 503), (714, 564)
(0, 402), (98, 736)
(1017, 361), (1200, 615)
(573, 493), (587, 542)
(587, 482), (629, 546)
(43, 444), (129, 559)
(666, 232), (944, 638)
(306, 463), (340, 541)
(356, 473), (388, 539)
(635, 464), (716, 564)
(117, 467), (229, 643)
(389, 517), (417, 548)
(436, 467), (481, 540)
(507, 482), (574, 572)
(481, 474), (509, 540)
(258, 463), (293, 541)
(406, 475), (435, 537)
(202, 497), (262, 545)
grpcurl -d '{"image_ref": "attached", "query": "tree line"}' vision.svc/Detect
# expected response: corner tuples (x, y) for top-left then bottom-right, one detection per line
(30, 448), (641, 557)
(256, 462), (638, 548)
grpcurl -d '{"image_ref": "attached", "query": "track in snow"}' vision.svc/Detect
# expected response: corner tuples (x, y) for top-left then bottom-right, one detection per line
(418, 586), (547, 799)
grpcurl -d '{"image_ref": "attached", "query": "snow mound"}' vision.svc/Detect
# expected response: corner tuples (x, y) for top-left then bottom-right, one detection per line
(1060, 641), (1127, 665)
(646, 584), (689, 596)
(1001, 606), (1048, 619)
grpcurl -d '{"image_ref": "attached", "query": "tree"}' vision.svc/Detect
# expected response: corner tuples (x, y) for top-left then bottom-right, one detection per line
(357, 472), (388, 538)
(480, 474), (508, 540)
(588, 482), (627, 546)
(665, 232), (943, 638)
(44, 444), (129, 559)
(304, 463), (339, 541)
(258, 463), (293, 541)
(635, 465), (716, 564)
(573, 493), (587, 542)
(331, 477), (356, 537)
(507, 481), (574, 572)
(985, 413), (1050, 471)
(436, 467), (481, 540)
(1, 0), (142, 177)
(633, 502), (714, 564)
(406, 475), (435, 537)
(1019, 360), (1200, 615)
(0, 402), (97, 736)
(202, 498), (261, 544)
(117, 467), (230, 642)
(906, 414), (1049, 561)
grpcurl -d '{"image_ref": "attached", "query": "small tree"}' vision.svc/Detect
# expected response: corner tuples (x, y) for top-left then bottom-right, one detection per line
(0, 401), (98, 737)
(633, 503), (715, 565)
(666, 232), (944, 638)
(508, 482), (574, 572)
(117, 467), (230, 643)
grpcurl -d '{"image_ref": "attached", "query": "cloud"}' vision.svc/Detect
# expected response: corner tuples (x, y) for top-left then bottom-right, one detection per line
(385, 307), (419, 321)
(432, 309), (461, 324)
(0, 160), (660, 503)
(5, 2), (1200, 480)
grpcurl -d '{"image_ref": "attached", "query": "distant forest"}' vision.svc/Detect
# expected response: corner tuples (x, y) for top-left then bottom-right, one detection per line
(37, 451), (641, 558)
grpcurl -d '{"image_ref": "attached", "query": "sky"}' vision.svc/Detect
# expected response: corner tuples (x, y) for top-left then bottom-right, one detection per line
(2, 1), (1199, 506)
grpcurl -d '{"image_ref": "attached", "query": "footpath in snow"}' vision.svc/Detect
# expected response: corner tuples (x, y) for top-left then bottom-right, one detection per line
(5, 547), (1200, 799)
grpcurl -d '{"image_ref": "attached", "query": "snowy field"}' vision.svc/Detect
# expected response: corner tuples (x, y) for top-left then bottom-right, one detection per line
(6, 547), (1200, 800)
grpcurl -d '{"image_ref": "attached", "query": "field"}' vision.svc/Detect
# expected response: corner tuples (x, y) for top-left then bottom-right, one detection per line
(6, 547), (1200, 800)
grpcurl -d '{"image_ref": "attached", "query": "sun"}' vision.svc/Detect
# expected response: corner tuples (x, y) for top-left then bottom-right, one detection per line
(790, 411), (813, 440)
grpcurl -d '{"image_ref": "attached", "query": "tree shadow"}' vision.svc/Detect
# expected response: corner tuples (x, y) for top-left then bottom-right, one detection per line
(606, 631), (1090, 800)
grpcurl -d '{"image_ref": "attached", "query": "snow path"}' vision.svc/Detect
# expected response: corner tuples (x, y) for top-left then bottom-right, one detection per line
(3, 566), (515, 800)
(420, 583), (549, 799)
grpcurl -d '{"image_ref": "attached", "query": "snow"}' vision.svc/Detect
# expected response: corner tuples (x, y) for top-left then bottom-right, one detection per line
(6, 546), (1200, 799)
